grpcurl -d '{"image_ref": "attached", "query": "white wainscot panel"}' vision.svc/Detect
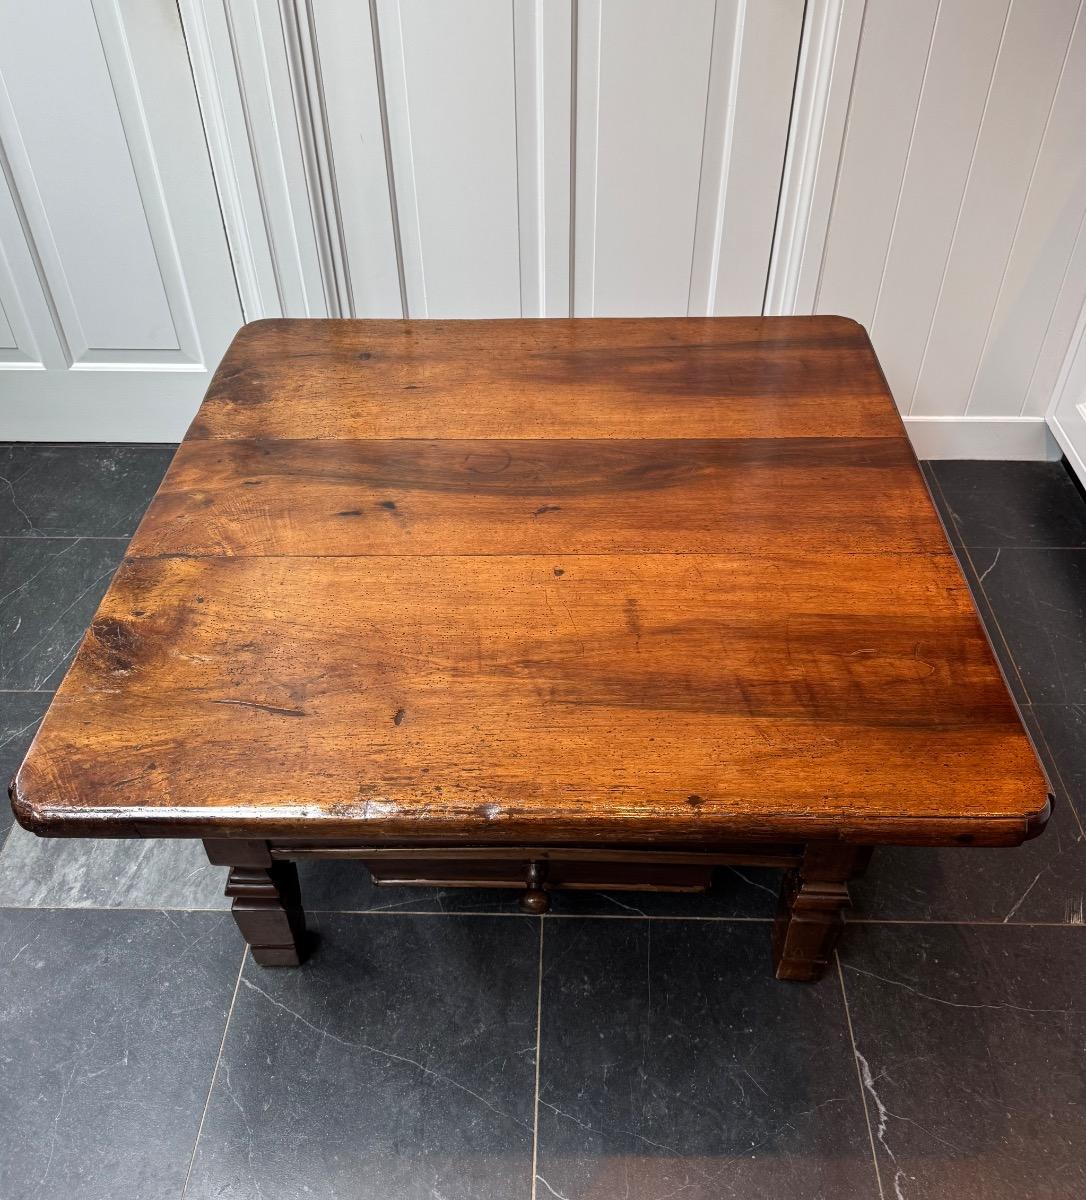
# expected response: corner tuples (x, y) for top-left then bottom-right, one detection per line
(377, 0), (522, 317)
(0, 0), (197, 365)
(575, 0), (801, 318)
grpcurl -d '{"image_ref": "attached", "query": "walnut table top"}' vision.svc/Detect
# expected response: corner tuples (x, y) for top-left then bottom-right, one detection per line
(12, 317), (1049, 852)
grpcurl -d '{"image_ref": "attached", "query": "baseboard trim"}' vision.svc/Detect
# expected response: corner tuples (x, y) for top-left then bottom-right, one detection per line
(904, 416), (1061, 461)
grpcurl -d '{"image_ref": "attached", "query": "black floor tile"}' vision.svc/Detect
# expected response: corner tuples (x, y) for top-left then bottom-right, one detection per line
(945, 540), (1027, 702)
(840, 923), (1086, 1199)
(1031, 703), (1086, 830)
(972, 547), (1086, 703)
(0, 443), (174, 537)
(298, 859), (781, 919)
(536, 919), (877, 1200)
(1, 690), (50, 837)
(920, 461), (963, 550)
(0, 827), (230, 909)
(850, 799), (1084, 924)
(931, 460), (1086, 548)
(0, 908), (239, 1200)
(546, 865), (780, 918)
(852, 704), (1085, 924)
(0, 536), (125, 690)
(186, 914), (538, 1200)
(298, 858), (525, 914)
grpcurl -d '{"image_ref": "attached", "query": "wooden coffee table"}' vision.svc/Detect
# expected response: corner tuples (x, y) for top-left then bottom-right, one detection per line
(10, 317), (1049, 980)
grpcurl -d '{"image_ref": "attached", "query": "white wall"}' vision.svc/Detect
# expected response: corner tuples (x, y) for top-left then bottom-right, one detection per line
(184, 0), (805, 322)
(0, 0), (242, 440)
(3, 0), (1086, 455)
(772, 0), (1086, 458)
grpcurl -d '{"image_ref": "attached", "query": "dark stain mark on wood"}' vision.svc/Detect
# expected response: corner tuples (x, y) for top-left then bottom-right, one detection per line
(393, 708), (406, 726)
(624, 597), (642, 640)
(89, 617), (141, 674)
(533, 504), (561, 517)
(378, 500), (397, 511)
(213, 699), (307, 718)
(553, 567), (564, 577)
(687, 794), (704, 808)
(336, 509), (362, 517)
(357, 352), (372, 360)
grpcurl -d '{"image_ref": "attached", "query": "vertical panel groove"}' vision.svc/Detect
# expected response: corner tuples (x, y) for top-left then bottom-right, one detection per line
(965, 0), (1084, 416)
(175, 0), (255, 319)
(511, 0), (533, 316)
(689, 0), (746, 316)
(685, 0), (725, 316)
(906, 0), (1015, 413)
(867, 0), (942, 336)
(811, 0), (868, 310)
(567, 0), (578, 317)
(95, 0), (199, 358)
(278, 0), (350, 317)
(1023, 202), (1086, 416)
(381, 0), (428, 316)
(299, 0), (355, 315)
(0, 106), (73, 364)
(367, 0), (408, 317)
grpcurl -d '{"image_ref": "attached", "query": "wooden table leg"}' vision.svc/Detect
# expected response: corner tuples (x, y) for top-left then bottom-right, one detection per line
(204, 839), (308, 967)
(772, 843), (871, 982)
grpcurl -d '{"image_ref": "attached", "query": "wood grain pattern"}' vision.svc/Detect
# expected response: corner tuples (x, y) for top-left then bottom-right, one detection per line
(11, 317), (1049, 855)
(188, 317), (905, 441)
(14, 552), (1046, 845)
(129, 435), (948, 557)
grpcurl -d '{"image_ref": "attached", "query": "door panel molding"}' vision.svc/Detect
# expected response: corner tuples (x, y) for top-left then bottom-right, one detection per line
(763, 0), (866, 316)
(0, 0), (241, 439)
(187, 0), (802, 322)
(0, 0), (208, 367)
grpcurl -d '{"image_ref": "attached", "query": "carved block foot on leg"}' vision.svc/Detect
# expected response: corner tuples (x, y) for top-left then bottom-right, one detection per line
(226, 863), (308, 966)
(772, 844), (870, 982)
(205, 839), (308, 966)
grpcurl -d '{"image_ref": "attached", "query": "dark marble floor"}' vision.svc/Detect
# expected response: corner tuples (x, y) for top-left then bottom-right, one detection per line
(2, 444), (1085, 1199)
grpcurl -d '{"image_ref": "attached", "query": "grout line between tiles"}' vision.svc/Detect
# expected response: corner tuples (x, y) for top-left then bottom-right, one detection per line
(529, 917), (544, 1200)
(5, 902), (1086, 928)
(836, 952), (885, 1200)
(844, 917), (1084, 927)
(0, 534), (133, 541)
(180, 944), (246, 1199)
(1022, 706), (1086, 841)
(931, 470), (1086, 840)
(930, 472), (1031, 702)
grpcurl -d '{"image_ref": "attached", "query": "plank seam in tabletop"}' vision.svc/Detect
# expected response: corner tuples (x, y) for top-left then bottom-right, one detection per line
(10, 316), (1049, 853)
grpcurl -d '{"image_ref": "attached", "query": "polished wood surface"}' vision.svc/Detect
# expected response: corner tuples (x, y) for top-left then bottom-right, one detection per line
(188, 317), (903, 441)
(12, 317), (1049, 852)
(130, 435), (947, 557)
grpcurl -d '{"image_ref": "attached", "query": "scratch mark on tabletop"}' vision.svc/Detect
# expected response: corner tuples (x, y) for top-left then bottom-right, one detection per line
(213, 699), (307, 718)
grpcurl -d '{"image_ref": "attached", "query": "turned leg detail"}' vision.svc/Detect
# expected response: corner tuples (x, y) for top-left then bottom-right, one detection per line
(205, 839), (308, 967)
(772, 844), (871, 982)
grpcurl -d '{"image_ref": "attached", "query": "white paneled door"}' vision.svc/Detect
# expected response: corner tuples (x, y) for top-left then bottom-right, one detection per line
(186, 0), (805, 323)
(0, 0), (242, 440)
